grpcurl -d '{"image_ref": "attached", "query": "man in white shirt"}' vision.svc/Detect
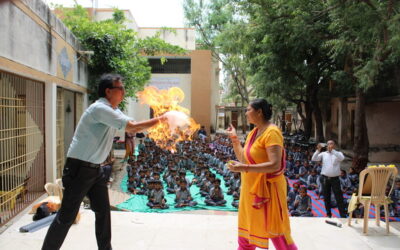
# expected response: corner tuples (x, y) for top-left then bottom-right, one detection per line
(311, 140), (347, 218)
(42, 74), (167, 250)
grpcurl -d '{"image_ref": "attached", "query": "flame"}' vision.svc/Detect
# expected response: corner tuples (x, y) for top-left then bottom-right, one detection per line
(136, 86), (200, 152)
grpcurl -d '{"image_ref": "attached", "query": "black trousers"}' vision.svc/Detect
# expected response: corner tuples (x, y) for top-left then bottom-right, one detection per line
(42, 158), (112, 250)
(321, 175), (347, 218)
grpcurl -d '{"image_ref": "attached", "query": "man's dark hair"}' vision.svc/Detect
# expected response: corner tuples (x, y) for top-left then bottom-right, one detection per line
(327, 139), (336, 145)
(250, 98), (273, 121)
(98, 74), (123, 97)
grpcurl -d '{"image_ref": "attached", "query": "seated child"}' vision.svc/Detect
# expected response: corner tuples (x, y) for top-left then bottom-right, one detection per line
(285, 155), (295, 178)
(191, 169), (202, 185)
(287, 182), (300, 211)
(227, 172), (241, 199)
(289, 160), (301, 180)
(136, 169), (149, 194)
(306, 169), (319, 190)
(388, 180), (400, 217)
(200, 174), (215, 197)
(205, 179), (227, 206)
(298, 160), (309, 185)
(291, 186), (313, 217)
(127, 176), (137, 194)
(232, 199), (239, 208)
(314, 161), (322, 175)
(145, 180), (155, 197)
(174, 180), (197, 208)
(339, 170), (353, 195)
(179, 170), (191, 187)
(147, 180), (168, 209)
(166, 170), (178, 194)
(348, 167), (359, 188)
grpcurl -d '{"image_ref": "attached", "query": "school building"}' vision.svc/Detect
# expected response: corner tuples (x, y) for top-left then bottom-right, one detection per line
(90, 8), (221, 135)
(0, 0), (89, 225)
(0, 1), (220, 226)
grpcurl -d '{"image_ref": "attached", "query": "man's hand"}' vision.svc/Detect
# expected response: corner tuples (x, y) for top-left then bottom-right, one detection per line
(317, 143), (323, 151)
(158, 114), (168, 123)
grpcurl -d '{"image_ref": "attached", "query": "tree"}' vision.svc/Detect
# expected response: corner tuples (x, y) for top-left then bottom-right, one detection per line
(184, 0), (253, 106)
(325, 0), (400, 172)
(56, 4), (185, 106)
(238, 0), (338, 141)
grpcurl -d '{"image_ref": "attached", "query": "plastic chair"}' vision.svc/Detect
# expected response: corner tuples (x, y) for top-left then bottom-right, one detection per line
(347, 167), (398, 234)
(44, 183), (63, 203)
(55, 178), (64, 189)
(43, 182), (80, 224)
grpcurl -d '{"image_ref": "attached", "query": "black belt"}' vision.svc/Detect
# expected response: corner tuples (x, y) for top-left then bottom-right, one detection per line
(322, 175), (339, 180)
(69, 158), (100, 169)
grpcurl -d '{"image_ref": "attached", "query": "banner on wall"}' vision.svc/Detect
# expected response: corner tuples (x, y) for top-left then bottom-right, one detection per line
(148, 77), (180, 89)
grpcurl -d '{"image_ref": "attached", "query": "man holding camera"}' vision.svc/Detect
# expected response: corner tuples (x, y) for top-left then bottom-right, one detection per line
(311, 140), (347, 218)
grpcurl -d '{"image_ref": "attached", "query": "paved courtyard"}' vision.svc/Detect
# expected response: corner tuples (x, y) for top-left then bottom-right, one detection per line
(0, 208), (399, 250)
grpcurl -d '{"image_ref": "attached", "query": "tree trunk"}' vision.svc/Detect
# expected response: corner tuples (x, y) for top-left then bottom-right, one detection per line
(281, 109), (286, 132)
(352, 87), (369, 173)
(303, 101), (313, 140)
(241, 97), (247, 133)
(311, 90), (325, 142)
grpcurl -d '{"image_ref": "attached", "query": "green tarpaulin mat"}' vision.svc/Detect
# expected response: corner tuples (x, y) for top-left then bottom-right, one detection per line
(117, 171), (238, 213)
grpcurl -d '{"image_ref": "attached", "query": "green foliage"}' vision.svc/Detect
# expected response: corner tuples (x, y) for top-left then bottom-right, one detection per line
(184, 0), (253, 105)
(325, 0), (400, 93)
(56, 4), (186, 108)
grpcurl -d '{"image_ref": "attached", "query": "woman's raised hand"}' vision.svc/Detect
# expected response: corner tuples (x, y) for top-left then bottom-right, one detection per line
(226, 124), (237, 137)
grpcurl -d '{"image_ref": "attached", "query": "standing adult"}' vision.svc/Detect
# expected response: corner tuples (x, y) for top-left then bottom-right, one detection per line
(42, 74), (166, 250)
(122, 132), (135, 162)
(227, 99), (297, 250)
(311, 140), (347, 218)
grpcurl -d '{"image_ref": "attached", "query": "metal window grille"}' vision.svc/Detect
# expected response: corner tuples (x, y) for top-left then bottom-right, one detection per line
(56, 88), (65, 179)
(0, 71), (45, 226)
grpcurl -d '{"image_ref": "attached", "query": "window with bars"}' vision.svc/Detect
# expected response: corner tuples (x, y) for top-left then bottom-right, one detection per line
(0, 71), (45, 226)
(56, 89), (84, 179)
(56, 88), (65, 179)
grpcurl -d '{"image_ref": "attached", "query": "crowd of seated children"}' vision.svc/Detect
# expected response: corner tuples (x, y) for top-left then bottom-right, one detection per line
(284, 143), (360, 217)
(123, 133), (241, 209)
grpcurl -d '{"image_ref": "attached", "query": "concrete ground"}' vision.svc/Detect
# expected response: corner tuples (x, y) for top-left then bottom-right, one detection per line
(0, 208), (399, 250)
(2, 148), (398, 249)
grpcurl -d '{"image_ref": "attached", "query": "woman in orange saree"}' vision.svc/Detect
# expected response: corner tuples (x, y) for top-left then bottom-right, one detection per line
(227, 99), (297, 250)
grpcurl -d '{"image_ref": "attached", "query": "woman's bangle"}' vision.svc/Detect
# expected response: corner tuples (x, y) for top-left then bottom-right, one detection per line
(230, 135), (238, 139)
(231, 139), (240, 144)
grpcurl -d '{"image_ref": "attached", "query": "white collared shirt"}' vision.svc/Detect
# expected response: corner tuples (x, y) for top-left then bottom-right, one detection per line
(67, 98), (131, 164)
(311, 149), (345, 177)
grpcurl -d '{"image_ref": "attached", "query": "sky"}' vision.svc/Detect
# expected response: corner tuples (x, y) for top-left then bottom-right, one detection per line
(45, 0), (186, 27)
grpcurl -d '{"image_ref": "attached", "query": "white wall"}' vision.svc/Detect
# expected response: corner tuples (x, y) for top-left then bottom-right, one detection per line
(127, 74), (192, 122)
(210, 59), (220, 131)
(0, 2), (57, 75)
(138, 28), (196, 50)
